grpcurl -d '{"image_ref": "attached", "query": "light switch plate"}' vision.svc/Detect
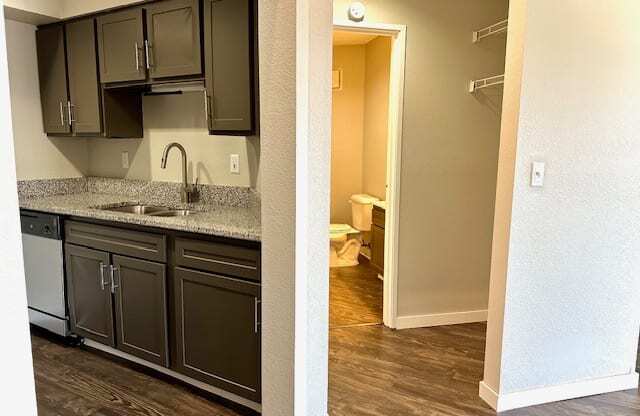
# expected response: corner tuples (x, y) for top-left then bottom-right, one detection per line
(121, 151), (129, 169)
(531, 161), (545, 187)
(230, 154), (240, 174)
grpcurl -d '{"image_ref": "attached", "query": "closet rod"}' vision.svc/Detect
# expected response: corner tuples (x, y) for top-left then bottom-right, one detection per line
(472, 19), (508, 43)
(469, 74), (505, 93)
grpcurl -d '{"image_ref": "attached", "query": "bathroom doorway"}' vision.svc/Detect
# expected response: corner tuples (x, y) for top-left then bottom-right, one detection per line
(329, 21), (406, 329)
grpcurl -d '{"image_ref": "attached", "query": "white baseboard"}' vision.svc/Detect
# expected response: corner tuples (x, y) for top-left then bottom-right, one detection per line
(395, 310), (487, 329)
(479, 372), (639, 412)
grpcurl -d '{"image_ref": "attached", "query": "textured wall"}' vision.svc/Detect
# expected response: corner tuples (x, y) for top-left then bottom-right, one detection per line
(6, 19), (89, 180)
(333, 0), (509, 319)
(492, 0), (640, 395)
(0, 8), (38, 414)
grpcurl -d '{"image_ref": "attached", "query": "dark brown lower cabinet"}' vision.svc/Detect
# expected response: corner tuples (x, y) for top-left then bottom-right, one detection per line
(65, 244), (114, 346)
(174, 267), (261, 401)
(65, 243), (168, 366)
(113, 255), (168, 366)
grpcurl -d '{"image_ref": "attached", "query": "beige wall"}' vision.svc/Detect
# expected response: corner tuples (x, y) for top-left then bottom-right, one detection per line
(331, 37), (390, 223)
(362, 36), (390, 200)
(5, 19), (89, 180)
(334, 0), (508, 319)
(331, 45), (365, 223)
(86, 92), (260, 188)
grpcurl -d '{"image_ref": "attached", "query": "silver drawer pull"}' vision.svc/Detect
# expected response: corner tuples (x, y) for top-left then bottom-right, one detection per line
(144, 40), (151, 69)
(254, 298), (261, 334)
(134, 42), (140, 71)
(59, 101), (65, 126)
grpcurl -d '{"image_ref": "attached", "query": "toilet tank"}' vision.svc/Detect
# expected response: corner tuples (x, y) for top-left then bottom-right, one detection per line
(350, 194), (379, 231)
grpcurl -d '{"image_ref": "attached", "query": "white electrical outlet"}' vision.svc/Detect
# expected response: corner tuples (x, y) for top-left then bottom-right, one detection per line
(121, 151), (129, 169)
(230, 154), (240, 174)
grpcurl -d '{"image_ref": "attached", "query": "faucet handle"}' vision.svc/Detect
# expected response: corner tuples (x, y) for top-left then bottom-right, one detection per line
(194, 176), (199, 187)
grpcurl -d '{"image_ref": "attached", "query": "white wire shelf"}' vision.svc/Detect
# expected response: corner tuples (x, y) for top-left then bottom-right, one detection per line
(472, 19), (508, 43)
(469, 74), (505, 93)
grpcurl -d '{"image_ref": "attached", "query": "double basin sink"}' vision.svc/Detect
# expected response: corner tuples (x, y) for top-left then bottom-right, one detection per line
(101, 204), (196, 217)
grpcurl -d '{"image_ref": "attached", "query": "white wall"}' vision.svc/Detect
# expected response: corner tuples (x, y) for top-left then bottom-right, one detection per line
(0, 6), (38, 414)
(260, 0), (331, 413)
(482, 0), (640, 411)
(86, 93), (260, 188)
(6, 18), (88, 180)
(333, 0), (508, 325)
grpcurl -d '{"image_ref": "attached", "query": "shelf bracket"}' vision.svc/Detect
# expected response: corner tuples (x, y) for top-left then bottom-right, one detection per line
(472, 19), (508, 43)
(469, 74), (505, 93)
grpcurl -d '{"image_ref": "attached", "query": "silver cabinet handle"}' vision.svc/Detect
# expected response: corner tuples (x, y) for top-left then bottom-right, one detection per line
(99, 262), (109, 290)
(144, 40), (151, 69)
(110, 265), (120, 293)
(134, 42), (140, 71)
(203, 91), (209, 123)
(67, 101), (74, 124)
(254, 298), (261, 334)
(59, 101), (65, 126)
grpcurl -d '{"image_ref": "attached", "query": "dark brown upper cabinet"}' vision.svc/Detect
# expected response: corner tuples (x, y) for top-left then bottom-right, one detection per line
(97, 0), (201, 84)
(204, 0), (255, 134)
(96, 9), (146, 84)
(36, 25), (71, 135)
(146, 0), (202, 80)
(66, 19), (103, 134)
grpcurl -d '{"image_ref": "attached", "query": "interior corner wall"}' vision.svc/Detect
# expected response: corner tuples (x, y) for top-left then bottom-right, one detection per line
(0, 8), (38, 414)
(362, 36), (390, 201)
(5, 18), (89, 180)
(331, 44), (365, 224)
(484, 0), (640, 407)
(333, 0), (509, 321)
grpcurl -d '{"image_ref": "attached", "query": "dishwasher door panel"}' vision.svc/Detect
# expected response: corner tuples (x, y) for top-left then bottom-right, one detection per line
(22, 234), (66, 318)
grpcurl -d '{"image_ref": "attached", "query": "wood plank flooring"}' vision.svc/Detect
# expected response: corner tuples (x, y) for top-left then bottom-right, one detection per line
(330, 260), (383, 328)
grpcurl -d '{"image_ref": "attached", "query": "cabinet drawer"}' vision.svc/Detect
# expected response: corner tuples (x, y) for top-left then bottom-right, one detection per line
(174, 238), (260, 282)
(65, 221), (166, 262)
(372, 206), (385, 228)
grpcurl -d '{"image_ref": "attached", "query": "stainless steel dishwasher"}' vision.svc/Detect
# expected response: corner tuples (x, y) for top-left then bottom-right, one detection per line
(20, 210), (69, 336)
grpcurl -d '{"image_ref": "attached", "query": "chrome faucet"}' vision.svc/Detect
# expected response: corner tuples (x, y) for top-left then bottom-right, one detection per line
(160, 142), (199, 203)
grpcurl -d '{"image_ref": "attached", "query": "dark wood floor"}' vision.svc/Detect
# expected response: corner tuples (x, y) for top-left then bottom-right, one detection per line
(330, 260), (383, 328)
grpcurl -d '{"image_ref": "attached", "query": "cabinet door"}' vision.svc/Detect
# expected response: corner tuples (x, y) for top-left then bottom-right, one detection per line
(66, 19), (102, 134)
(174, 267), (260, 401)
(65, 244), (114, 346)
(371, 225), (385, 273)
(204, 0), (255, 133)
(36, 24), (70, 134)
(96, 9), (146, 83)
(112, 255), (169, 366)
(146, 0), (202, 79)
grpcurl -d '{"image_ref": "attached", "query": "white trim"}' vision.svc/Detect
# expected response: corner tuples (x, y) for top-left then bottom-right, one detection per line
(333, 20), (407, 330)
(479, 373), (639, 412)
(83, 339), (262, 413)
(395, 310), (488, 329)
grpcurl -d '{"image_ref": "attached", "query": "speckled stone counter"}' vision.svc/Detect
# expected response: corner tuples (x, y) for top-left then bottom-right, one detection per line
(18, 178), (261, 242)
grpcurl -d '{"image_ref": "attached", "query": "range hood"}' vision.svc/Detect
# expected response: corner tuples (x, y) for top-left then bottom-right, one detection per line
(147, 80), (206, 95)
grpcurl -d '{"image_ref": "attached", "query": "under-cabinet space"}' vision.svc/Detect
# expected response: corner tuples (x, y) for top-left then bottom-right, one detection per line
(174, 267), (261, 401)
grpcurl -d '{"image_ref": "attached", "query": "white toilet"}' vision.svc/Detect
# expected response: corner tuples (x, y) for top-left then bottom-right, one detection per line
(330, 194), (379, 268)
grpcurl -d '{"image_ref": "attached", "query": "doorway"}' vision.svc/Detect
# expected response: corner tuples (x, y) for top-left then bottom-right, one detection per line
(329, 21), (406, 329)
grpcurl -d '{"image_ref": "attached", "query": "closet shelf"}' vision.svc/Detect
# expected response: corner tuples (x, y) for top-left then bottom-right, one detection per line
(472, 19), (508, 43)
(469, 74), (505, 93)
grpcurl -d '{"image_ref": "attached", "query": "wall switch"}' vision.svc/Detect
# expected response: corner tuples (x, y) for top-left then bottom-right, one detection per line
(230, 154), (240, 174)
(121, 151), (129, 169)
(531, 161), (545, 187)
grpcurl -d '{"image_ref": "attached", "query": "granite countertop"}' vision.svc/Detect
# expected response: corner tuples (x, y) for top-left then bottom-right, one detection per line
(18, 178), (261, 242)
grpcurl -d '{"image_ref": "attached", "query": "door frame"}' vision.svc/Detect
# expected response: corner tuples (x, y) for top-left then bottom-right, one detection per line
(333, 20), (407, 328)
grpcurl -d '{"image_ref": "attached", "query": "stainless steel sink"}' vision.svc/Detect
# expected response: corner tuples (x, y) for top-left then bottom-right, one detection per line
(101, 204), (197, 217)
(104, 204), (169, 215)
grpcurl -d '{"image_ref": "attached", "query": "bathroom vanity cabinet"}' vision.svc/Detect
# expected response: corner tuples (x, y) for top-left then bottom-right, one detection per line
(63, 218), (261, 402)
